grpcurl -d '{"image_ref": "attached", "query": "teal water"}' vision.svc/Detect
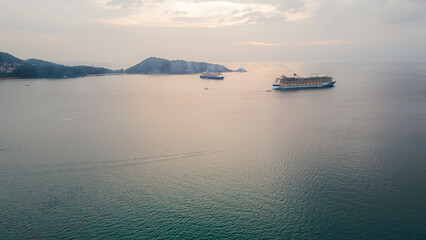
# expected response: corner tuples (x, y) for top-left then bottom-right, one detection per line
(0, 62), (425, 239)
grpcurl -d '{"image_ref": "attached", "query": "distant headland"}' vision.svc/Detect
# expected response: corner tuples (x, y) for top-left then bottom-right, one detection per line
(0, 52), (116, 79)
(127, 57), (233, 74)
(0, 52), (246, 79)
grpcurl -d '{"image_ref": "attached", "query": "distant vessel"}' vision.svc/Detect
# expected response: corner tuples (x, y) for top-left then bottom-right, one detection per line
(272, 74), (335, 90)
(200, 72), (224, 80)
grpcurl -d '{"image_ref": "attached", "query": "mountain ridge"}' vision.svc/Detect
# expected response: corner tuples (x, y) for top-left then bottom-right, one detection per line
(126, 57), (233, 74)
(1, 52), (245, 79)
(1, 52), (115, 79)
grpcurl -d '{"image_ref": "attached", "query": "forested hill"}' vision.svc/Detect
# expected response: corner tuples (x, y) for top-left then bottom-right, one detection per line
(0, 52), (114, 79)
(126, 57), (232, 74)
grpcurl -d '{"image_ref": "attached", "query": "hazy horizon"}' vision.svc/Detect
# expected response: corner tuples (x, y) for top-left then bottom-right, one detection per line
(1, 0), (426, 68)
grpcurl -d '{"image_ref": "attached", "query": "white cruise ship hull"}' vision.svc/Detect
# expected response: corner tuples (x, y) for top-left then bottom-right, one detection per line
(273, 81), (336, 90)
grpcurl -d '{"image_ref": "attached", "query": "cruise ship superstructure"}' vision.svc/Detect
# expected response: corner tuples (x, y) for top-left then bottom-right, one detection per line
(272, 74), (335, 90)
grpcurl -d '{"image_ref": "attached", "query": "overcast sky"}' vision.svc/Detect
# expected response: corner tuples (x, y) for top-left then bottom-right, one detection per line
(1, 0), (425, 68)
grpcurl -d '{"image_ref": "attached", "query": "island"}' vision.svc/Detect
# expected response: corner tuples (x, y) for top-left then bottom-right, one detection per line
(126, 57), (233, 74)
(234, 68), (247, 73)
(1, 52), (246, 79)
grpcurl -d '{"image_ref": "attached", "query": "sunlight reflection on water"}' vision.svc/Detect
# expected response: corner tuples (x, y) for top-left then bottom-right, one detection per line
(0, 61), (425, 239)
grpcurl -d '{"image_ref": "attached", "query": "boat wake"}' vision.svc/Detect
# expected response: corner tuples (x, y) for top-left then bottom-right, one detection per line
(0, 150), (222, 177)
(117, 150), (222, 165)
(58, 116), (87, 122)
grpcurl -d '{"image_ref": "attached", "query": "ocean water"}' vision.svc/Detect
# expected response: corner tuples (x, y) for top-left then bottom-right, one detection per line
(0, 61), (425, 239)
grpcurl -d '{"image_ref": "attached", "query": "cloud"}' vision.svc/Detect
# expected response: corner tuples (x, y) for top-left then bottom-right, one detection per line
(283, 8), (313, 22)
(298, 39), (352, 46)
(238, 39), (351, 47)
(95, 0), (315, 28)
(237, 41), (285, 46)
(97, 0), (144, 9)
(279, 0), (316, 21)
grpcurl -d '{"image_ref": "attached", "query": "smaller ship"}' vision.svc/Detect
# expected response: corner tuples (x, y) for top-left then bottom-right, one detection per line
(272, 74), (335, 90)
(200, 72), (224, 80)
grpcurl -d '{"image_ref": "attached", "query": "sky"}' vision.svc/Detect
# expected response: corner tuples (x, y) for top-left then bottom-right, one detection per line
(1, 0), (426, 68)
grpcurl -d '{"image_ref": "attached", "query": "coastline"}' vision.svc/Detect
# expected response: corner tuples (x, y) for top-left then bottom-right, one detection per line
(0, 77), (20, 80)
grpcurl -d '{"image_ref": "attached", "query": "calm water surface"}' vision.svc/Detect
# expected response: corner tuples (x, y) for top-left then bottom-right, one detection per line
(1, 62), (425, 239)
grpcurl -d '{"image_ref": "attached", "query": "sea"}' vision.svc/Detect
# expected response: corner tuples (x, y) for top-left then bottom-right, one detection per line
(0, 61), (425, 239)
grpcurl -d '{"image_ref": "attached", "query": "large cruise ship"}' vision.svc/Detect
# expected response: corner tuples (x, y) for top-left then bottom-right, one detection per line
(272, 74), (335, 90)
